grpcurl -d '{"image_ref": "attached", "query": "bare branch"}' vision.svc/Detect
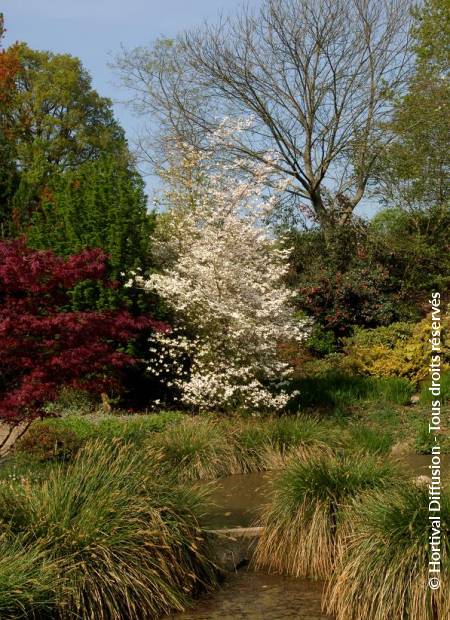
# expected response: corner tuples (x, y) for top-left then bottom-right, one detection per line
(115, 0), (414, 232)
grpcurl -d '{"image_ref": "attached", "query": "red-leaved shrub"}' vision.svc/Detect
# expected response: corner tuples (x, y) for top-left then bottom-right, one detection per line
(0, 239), (167, 426)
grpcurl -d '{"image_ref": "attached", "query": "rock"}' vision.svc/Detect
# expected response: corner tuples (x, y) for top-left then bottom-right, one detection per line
(205, 527), (264, 572)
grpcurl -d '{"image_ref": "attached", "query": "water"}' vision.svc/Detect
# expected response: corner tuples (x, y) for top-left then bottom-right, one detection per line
(206, 453), (449, 529)
(171, 570), (332, 620)
(394, 452), (448, 476)
(205, 471), (272, 528)
(173, 452), (447, 619)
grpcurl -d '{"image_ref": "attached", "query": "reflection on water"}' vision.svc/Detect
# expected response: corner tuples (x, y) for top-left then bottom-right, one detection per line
(170, 570), (333, 620)
(206, 471), (272, 528)
(208, 454), (449, 528)
(206, 452), (449, 528)
(185, 452), (447, 620)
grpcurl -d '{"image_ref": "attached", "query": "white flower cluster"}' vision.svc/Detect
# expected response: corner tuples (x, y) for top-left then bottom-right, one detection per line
(132, 124), (309, 411)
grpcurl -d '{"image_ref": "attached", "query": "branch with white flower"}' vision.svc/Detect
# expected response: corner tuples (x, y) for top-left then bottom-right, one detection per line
(131, 122), (310, 411)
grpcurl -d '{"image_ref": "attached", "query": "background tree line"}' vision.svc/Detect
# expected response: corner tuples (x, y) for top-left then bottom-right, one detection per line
(115, 0), (449, 348)
(0, 15), (155, 312)
(0, 0), (448, 406)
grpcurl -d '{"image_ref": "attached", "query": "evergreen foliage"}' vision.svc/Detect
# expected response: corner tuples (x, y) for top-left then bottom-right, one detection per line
(27, 155), (154, 310)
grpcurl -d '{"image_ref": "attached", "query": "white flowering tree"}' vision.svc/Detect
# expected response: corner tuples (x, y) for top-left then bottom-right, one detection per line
(131, 124), (309, 411)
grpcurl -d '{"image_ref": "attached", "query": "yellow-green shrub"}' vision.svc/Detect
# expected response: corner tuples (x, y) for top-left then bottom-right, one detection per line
(341, 315), (450, 384)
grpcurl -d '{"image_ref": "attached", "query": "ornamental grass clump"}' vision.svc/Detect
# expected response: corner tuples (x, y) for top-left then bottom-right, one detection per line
(225, 420), (270, 473)
(147, 417), (239, 481)
(0, 541), (59, 619)
(254, 452), (402, 579)
(264, 416), (337, 457)
(233, 416), (336, 472)
(0, 440), (217, 619)
(344, 423), (394, 455)
(326, 484), (450, 620)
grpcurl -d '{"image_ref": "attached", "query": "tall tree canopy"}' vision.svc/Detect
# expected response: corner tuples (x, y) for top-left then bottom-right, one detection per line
(0, 36), (127, 236)
(0, 14), (20, 233)
(376, 0), (450, 210)
(116, 0), (413, 236)
(0, 19), (154, 311)
(26, 155), (155, 310)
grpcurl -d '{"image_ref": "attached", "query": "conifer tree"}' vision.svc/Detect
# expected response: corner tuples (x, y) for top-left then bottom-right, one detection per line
(27, 155), (154, 310)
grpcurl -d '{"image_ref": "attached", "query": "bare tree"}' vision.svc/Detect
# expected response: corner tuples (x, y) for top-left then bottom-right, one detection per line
(116, 0), (414, 236)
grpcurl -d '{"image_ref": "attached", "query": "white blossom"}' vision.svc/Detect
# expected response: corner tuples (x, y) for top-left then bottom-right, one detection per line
(132, 125), (309, 411)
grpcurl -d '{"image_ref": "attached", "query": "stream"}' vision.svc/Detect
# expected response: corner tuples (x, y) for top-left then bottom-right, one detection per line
(205, 453), (446, 529)
(170, 453), (447, 619)
(173, 571), (331, 620)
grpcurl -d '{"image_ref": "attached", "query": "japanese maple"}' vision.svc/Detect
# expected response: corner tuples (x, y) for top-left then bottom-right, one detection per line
(0, 239), (166, 431)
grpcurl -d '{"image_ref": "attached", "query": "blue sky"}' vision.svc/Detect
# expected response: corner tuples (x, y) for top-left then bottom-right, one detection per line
(2, 0), (377, 216)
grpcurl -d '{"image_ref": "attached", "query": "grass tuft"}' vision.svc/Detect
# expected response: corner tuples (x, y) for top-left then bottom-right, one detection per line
(233, 416), (337, 472)
(0, 540), (59, 619)
(288, 372), (414, 414)
(420, 371), (450, 405)
(0, 440), (217, 619)
(147, 417), (240, 481)
(254, 452), (402, 579)
(326, 484), (450, 620)
(344, 423), (395, 455)
(414, 420), (450, 454)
